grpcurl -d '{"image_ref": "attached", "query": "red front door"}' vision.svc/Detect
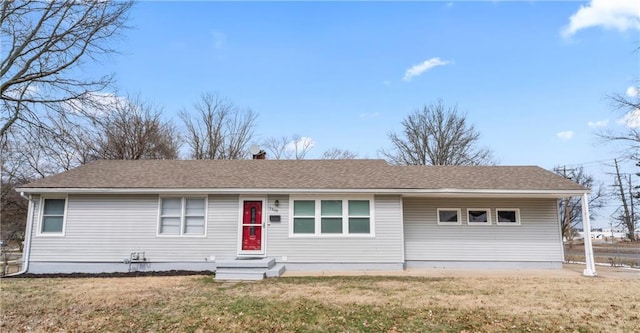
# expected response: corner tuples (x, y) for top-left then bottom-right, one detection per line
(241, 201), (263, 251)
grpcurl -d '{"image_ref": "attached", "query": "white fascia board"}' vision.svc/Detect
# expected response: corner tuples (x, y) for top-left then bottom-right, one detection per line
(16, 187), (589, 198)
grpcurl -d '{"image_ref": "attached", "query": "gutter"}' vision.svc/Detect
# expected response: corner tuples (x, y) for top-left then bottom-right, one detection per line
(5, 192), (34, 276)
(15, 187), (589, 198)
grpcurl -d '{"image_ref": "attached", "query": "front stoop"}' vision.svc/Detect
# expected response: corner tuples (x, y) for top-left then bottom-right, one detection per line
(266, 263), (286, 278)
(215, 257), (286, 281)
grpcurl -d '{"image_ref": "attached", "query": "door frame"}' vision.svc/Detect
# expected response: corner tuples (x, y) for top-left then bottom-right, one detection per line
(237, 196), (267, 257)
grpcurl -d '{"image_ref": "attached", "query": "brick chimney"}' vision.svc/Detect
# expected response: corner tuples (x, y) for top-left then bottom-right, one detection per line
(252, 150), (266, 160)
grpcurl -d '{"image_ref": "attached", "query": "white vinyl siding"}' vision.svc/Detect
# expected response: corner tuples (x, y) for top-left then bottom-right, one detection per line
(158, 197), (206, 236)
(404, 198), (563, 262)
(29, 194), (238, 262)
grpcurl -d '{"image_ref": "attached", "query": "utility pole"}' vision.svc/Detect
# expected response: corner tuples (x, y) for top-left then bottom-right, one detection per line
(613, 159), (632, 240)
(628, 174), (636, 241)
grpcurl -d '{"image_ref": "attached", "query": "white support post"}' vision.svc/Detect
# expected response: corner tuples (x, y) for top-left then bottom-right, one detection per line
(581, 192), (597, 277)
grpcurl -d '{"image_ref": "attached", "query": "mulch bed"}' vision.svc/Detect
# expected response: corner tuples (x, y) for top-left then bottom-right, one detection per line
(3, 270), (213, 279)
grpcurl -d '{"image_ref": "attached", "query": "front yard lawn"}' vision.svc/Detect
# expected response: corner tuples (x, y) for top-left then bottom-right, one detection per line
(1, 274), (639, 332)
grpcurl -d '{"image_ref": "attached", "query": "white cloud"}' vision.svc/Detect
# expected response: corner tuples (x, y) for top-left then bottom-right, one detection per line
(587, 119), (609, 128)
(286, 136), (315, 152)
(562, 0), (640, 38)
(626, 86), (639, 97)
(211, 30), (226, 50)
(617, 109), (640, 128)
(557, 130), (575, 140)
(403, 57), (451, 81)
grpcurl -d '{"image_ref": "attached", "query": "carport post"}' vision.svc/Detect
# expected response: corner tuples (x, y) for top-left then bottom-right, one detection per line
(581, 192), (597, 276)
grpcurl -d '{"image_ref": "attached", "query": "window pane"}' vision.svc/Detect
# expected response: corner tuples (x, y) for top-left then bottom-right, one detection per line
(294, 200), (314, 216)
(161, 198), (181, 216)
(184, 216), (205, 235)
(439, 210), (458, 223)
(349, 218), (370, 234)
(43, 199), (65, 215)
(42, 216), (63, 233)
(468, 210), (488, 223)
(498, 210), (517, 223)
(321, 218), (342, 233)
(293, 218), (315, 233)
(185, 198), (205, 216)
(321, 200), (342, 216)
(349, 200), (370, 216)
(160, 217), (181, 235)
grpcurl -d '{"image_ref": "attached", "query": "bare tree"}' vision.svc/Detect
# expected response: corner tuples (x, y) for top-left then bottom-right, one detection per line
(288, 135), (314, 160)
(1, 0), (133, 137)
(612, 159), (637, 240)
(598, 78), (639, 239)
(1, 134), (31, 251)
(0, 180), (28, 252)
(261, 134), (315, 160)
(321, 147), (358, 159)
(0, 94), (178, 249)
(180, 93), (257, 160)
(599, 91), (640, 153)
(379, 100), (495, 165)
(262, 136), (290, 160)
(554, 167), (606, 242)
(94, 97), (180, 160)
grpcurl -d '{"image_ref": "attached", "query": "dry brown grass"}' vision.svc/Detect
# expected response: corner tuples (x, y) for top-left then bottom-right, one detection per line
(1, 273), (639, 332)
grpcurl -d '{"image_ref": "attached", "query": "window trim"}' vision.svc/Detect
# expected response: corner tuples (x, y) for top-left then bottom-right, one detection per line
(289, 195), (375, 238)
(37, 196), (68, 237)
(496, 208), (521, 226)
(437, 208), (462, 225)
(467, 208), (491, 225)
(157, 196), (208, 237)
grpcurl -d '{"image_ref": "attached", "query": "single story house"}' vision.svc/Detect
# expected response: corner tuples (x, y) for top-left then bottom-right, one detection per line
(15, 159), (598, 278)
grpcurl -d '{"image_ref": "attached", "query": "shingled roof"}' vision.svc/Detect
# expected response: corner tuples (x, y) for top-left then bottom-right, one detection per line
(18, 159), (587, 194)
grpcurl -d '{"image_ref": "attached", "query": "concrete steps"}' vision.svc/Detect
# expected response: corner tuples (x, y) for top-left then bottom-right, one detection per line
(266, 263), (286, 278)
(215, 257), (286, 281)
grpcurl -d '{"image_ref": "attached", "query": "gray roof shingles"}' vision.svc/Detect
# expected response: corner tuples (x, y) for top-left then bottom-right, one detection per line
(19, 159), (587, 192)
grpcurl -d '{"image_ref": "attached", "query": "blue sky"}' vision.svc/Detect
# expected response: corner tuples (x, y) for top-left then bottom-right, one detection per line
(96, 1), (639, 226)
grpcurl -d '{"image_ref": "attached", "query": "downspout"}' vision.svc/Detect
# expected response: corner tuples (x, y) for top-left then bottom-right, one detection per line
(5, 192), (35, 276)
(556, 198), (565, 263)
(581, 192), (597, 276)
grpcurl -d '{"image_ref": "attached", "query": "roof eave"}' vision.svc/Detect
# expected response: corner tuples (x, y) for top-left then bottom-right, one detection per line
(16, 187), (589, 198)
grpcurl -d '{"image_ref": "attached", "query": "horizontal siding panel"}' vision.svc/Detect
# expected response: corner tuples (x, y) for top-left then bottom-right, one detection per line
(404, 198), (563, 262)
(266, 195), (404, 263)
(30, 194), (239, 262)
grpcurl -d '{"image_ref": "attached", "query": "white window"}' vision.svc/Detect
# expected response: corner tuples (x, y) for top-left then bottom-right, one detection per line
(40, 198), (66, 235)
(437, 208), (462, 225)
(291, 197), (373, 236)
(467, 209), (491, 225)
(496, 209), (520, 225)
(158, 197), (206, 236)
